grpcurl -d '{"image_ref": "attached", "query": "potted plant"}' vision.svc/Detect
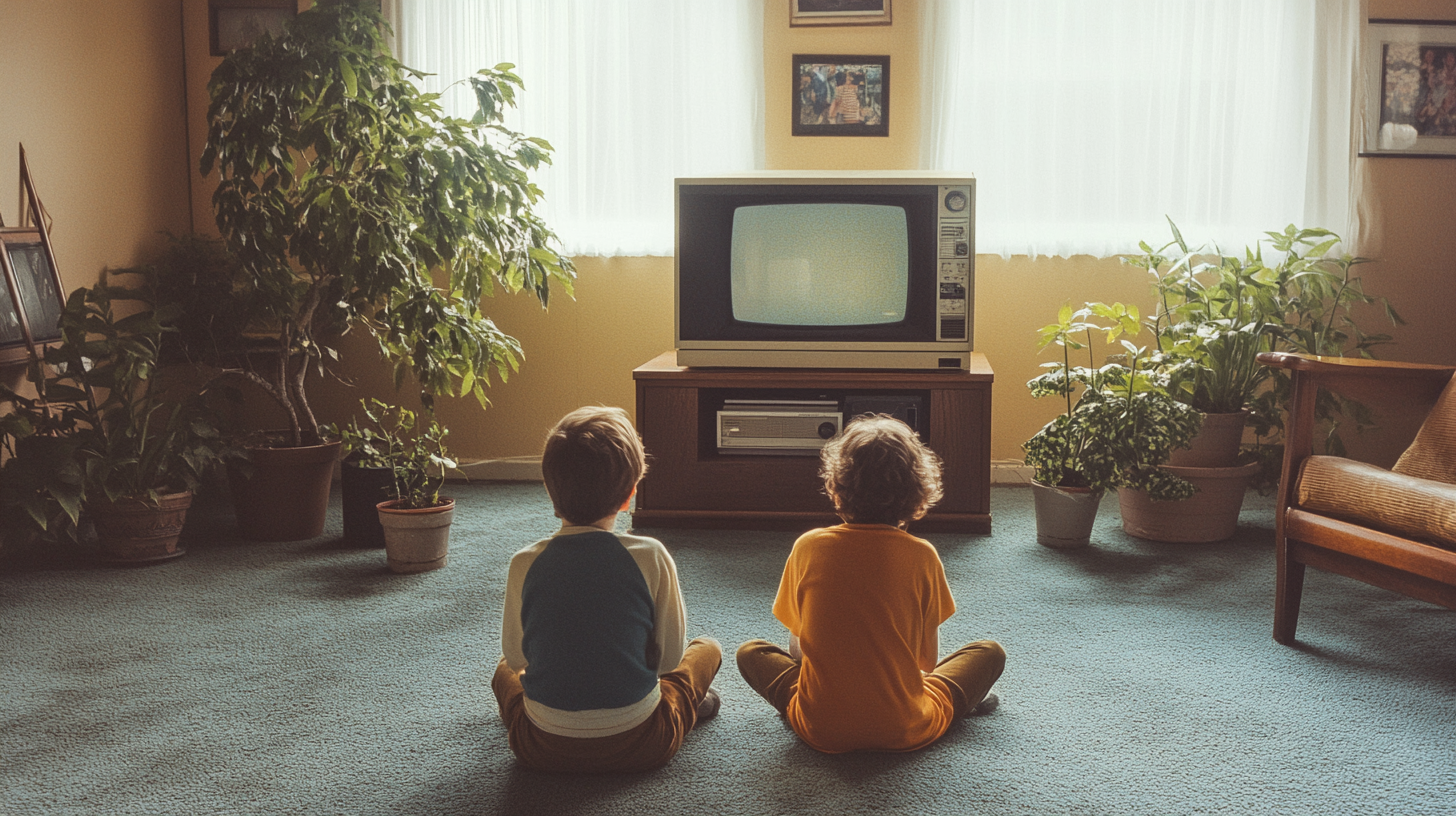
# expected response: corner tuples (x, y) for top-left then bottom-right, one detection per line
(1117, 221), (1401, 542)
(346, 399), (459, 573)
(0, 277), (229, 564)
(201, 0), (573, 540)
(1129, 219), (1402, 468)
(332, 409), (396, 549)
(1126, 219), (1273, 468)
(1023, 302), (1202, 548)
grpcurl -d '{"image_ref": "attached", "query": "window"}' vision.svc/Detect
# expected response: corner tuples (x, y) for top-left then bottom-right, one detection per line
(920, 0), (1360, 258)
(397, 0), (765, 257)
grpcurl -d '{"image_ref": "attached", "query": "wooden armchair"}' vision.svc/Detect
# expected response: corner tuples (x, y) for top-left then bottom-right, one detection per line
(1256, 352), (1456, 644)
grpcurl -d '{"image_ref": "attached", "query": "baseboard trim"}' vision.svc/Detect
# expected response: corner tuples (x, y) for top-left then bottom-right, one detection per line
(991, 459), (1035, 486)
(453, 456), (544, 482)
(449, 457), (1031, 486)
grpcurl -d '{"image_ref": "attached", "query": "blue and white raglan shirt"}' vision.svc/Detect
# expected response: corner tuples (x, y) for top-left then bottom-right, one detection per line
(501, 526), (687, 738)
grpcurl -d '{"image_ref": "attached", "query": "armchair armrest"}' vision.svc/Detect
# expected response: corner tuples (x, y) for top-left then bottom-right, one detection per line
(1257, 352), (1456, 514)
(1256, 352), (1455, 409)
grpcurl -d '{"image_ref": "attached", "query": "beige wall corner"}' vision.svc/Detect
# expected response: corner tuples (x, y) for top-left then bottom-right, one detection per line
(0, 2), (192, 295)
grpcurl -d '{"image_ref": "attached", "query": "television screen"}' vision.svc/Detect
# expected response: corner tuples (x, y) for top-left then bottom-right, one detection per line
(729, 203), (908, 326)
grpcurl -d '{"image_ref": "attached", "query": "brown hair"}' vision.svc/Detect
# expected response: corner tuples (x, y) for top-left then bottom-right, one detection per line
(541, 406), (647, 525)
(819, 414), (943, 526)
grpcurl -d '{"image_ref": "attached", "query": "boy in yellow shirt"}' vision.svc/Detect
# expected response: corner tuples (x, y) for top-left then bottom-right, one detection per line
(736, 414), (1005, 753)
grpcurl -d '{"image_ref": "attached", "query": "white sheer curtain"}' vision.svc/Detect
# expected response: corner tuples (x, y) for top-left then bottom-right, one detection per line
(396, 0), (764, 256)
(921, 0), (1360, 259)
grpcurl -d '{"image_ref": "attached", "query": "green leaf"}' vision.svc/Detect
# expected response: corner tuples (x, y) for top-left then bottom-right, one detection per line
(340, 56), (358, 98)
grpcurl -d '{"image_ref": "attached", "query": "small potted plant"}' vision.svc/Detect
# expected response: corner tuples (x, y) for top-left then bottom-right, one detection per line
(0, 277), (230, 563)
(333, 411), (396, 549)
(347, 399), (459, 573)
(1023, 302), (1202, 548)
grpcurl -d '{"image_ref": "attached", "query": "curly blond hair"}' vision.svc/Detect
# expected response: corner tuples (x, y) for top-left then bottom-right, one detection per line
(819, 414), (943, 526)
(542, 406), (646, 525)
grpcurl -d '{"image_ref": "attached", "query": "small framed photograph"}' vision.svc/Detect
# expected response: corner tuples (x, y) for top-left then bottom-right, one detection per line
(209, 0), (296, 57)
(0, 230), (65, 365)
(1361, 19), (1456, 158)
(790, 0), (891, 28)
(792, 55), (890, 137)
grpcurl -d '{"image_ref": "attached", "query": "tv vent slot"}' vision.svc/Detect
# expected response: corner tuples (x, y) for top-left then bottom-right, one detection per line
(939, 221), (970, 258)
(940, 316), (967, 340)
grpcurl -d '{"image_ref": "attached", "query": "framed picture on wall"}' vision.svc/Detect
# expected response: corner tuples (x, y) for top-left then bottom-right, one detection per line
(790, 0), (891, 28)
(792, 55), (890, 137)
(209, 0), (296, 56)
(1360, 19), (1456, 158)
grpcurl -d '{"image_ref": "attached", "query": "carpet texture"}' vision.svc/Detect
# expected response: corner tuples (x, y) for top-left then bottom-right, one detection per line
(2, 484), (1453, 816)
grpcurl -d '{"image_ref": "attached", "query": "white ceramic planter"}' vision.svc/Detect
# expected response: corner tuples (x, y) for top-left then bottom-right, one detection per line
(1031, 481), (1105, 549)
(377, 498), (455, 573)
(1118, 461), (1262, 543)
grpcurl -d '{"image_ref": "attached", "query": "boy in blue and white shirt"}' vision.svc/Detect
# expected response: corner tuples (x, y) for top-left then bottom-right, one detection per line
(492, 406), (722, 773)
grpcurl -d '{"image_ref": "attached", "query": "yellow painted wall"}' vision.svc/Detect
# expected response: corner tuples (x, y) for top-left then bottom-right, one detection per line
(10, 0), (1443, 464)
(0, 1), (192, 334)
(756, 0), (1456, 465)
(760, 0), (1148, 461)
(763, 0), (921, 170)
(183, 0), (1456, 463)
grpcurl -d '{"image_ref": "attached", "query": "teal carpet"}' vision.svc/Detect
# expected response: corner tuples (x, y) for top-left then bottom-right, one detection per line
(2, 484), (1453, 816)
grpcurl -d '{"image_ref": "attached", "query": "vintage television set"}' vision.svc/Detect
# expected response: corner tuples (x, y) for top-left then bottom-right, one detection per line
(675, 171), (974, 370)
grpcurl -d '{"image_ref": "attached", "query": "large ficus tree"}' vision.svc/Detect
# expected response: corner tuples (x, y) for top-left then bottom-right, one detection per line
(202, 0), (574, 445)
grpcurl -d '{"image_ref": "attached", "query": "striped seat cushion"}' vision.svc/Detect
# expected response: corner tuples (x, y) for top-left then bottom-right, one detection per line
(1296, 456), (1456, 549)
(1393, 372), (1456, 485)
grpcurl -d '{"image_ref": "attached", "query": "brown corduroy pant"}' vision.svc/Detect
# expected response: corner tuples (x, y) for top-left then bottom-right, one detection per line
(491, 637), (721, 773)
(736, 638), (1006, 720)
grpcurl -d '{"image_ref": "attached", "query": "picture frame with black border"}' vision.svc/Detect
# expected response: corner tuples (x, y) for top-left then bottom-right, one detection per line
(0, 229), (65, 366)
(1361, 18), (1456, 158)
(209, 0), (296, 57)
(792, 54), (889, 137)
(790, 0), (891, 28)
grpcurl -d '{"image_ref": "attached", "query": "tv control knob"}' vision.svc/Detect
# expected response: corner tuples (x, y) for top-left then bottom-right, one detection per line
(818, 422), (838, 440)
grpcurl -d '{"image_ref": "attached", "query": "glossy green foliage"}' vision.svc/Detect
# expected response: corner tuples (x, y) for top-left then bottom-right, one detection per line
(0, 278), (231, 545)
(201, 0), (574, 439)
(1127, 219), (1402, 460)
(339, 398), (457, 510)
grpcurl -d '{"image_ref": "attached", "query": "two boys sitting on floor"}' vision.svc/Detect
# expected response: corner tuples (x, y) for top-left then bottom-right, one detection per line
(492, 406), (1005, 772)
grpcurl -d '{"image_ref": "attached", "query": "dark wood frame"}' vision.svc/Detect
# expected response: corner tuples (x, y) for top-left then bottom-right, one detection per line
(631, 351), (993, 533)
(209, 0), (296, 57)
(1257, 351), (1456, 644)
(0, 146), (67, 368)
(1360, 18), (1456, 158)
(792, 54), (890, 137)
(790, 0), (891, 28)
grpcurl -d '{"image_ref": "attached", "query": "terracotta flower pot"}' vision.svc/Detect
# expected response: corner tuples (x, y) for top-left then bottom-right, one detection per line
(1118, 461), (1262, 543)
(1031, 481), (1105, 549)
(1168, 410), (1248, 468)
(228, 438), (342, 541)
(378, 498), (455, 573)
(90, 490), (193, 565)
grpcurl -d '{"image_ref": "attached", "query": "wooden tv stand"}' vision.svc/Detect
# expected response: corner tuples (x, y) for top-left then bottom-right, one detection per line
(631, 351), (993, 534)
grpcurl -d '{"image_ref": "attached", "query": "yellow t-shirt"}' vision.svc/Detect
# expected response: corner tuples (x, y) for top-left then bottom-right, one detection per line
(773, 523), (958, 753)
